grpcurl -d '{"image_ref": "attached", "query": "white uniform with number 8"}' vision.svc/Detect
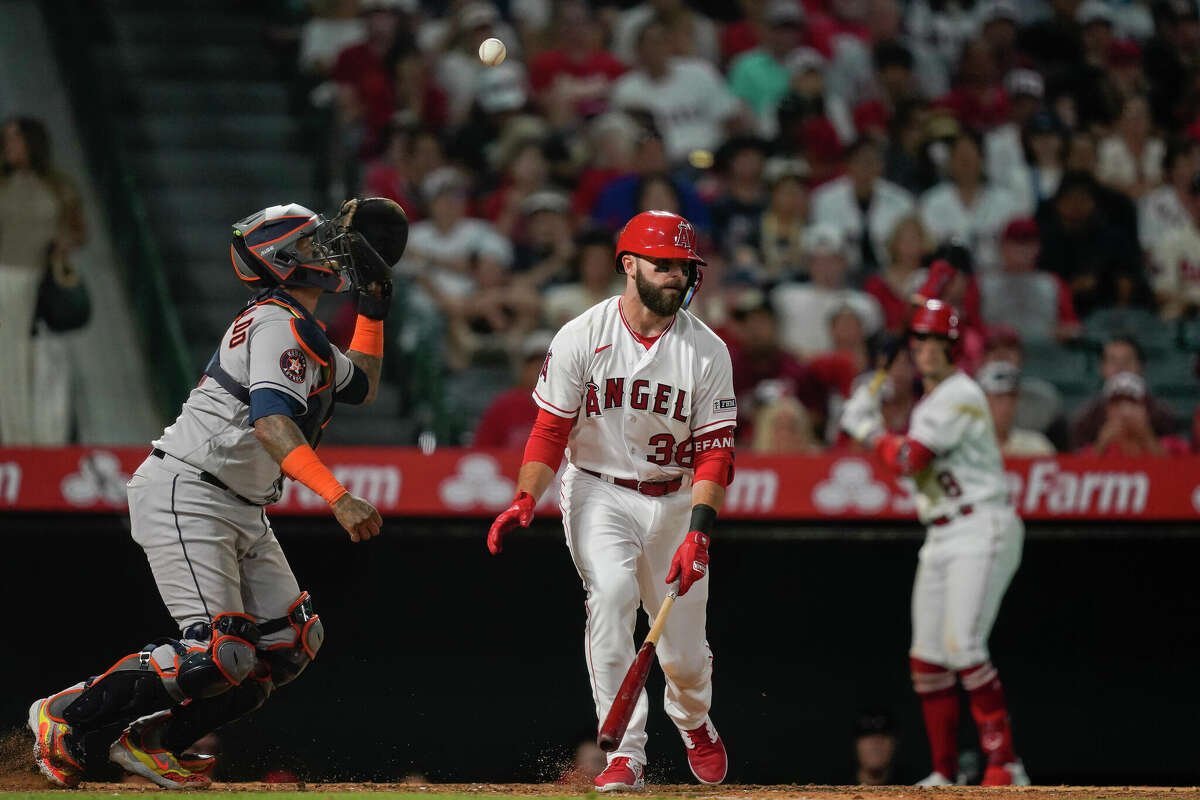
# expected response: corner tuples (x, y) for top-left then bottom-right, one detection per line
(535, 295), (736, 766)
(905, 371), (1024, 670)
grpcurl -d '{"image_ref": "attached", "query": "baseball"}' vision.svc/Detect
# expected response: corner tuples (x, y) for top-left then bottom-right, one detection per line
(478, 37), (507, 66)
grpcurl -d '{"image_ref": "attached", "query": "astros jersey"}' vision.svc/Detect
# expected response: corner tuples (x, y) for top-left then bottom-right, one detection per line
(906, 371), (1008, 524)
(154, 299), (357, 504)
(534, 297), (736, 482)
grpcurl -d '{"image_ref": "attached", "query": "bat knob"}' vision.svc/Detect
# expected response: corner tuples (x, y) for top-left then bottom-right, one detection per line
(597, 734), (619, 752)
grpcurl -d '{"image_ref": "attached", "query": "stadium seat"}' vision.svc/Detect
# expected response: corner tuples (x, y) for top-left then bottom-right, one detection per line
(1020, 340), (1098, 395)
(1083, 308), (1175, 354)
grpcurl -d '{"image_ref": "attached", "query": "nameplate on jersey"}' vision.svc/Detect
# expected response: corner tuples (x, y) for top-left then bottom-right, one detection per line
(582, 377), (689, 422)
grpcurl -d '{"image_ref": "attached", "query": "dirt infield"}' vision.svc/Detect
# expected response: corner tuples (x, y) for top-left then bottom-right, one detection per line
(0, 783), (1197, 799)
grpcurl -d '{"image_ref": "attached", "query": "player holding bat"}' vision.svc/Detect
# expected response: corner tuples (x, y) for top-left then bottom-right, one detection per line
(487, 211), (736, 792)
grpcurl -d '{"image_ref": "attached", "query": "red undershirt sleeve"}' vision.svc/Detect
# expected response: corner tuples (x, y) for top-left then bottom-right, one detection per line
(522, 408), (575, 468)
(874, 433), (936, 476)
(692, 425), (736, 487)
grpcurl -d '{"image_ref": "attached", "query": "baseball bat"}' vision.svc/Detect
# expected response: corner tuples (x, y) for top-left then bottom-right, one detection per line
(597, 583), (680, 751)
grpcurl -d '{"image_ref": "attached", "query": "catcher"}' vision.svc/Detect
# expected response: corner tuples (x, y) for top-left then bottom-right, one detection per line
(26, 198), (408, 788)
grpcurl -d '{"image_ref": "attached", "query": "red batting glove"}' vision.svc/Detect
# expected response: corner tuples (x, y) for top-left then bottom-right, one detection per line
(665, 531), (710, 596)
(912, 258), (956, 304)
(487, 491), (535, 555)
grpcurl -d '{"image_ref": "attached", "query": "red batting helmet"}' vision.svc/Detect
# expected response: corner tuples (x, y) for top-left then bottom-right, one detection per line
(615, 210), (706, 309)
(909, 298), (960, 340)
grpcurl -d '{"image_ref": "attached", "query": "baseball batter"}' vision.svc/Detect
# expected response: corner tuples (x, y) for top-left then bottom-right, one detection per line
(26, 199), (408, 789)
(841, 299), (1028, 787)
(487, 211), (736, 792)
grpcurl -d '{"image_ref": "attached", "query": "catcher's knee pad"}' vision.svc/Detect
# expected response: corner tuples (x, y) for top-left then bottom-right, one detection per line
(60, 614), (260, 731)
(258, 592), (324, 687)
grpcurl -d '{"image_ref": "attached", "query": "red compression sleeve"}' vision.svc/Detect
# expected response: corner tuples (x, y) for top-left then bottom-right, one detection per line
(692, 426), (736, 486)
(874, 433), (936, 476)
(522, 408), (573, 468)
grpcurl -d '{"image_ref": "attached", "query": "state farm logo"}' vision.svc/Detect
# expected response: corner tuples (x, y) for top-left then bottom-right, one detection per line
(813, 459), (889, 513)
(0, 462), (21, 505)
(282, 464), (401, 508)
(1017, 461), (1148, 515)
(440, 454), (517, 510)
(62, 451), (129, 507)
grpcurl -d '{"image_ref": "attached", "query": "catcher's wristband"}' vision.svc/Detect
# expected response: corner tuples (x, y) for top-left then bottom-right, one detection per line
(281, 444), (347, 505)
(349, 315), (384, 358)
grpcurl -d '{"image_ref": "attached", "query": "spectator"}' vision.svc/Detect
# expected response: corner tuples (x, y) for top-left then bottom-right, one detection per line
(750, 395), (823, 452)
(770, 223), (883, 356)
(721, 0), (773, 65)
(983, 69), (1046, 213)
(1142, 0), (1197, 130)
(481, 135), (550, 238)
(1015, 0), (1086, 80)
(0, 116), (86, 445)
(904, 0), (975, 71)
(727, 290), (828, 441)
(710, 136), (770, 260)
(331, 2), (404, 152)
(919, 130), (1024, 274)
(757, 157), (811, 281)
(361, 121), (423, 220)
(1016, 110), (1067, 211)
(387, 44), (449, 131)
(775, 48), (857, 168)
(1069, 1), (1124, 129)
(883, 100), (932, 194)
(812, 137), (916, 275)
(1064, 130), (1139, 242)
(1149, 172), (1200, 319)
(473, 330), (554, 449)
(572, 112), (644, 219)
(864, 214), (933, 333)
(298, 0), (367, 78)
(846, 39), (922, 139)
(1089, 371), (1189, 455)
(610, 18), (746, 166)
(1097, 94), (1165, 199)
(435, 2), (511, 126)
(543, 229), (624, 327)
(976, 360), (1056, 456)
(528, 0), (626, 125)
(727, 0), (813, 137)
(976, 0), (1022, 77)
(611, 0), (721, 67)
(1138, 134), (1200, 252)
(452, 62), (536, 176)
(979, 217), (1082, 343)
(852, 709), (899, 786)
(1069, 333), (1179, 450)
(1035, 170), (1148, 316)
(980, 324), (1066, 441)
(511, 190), (574, 287)
(590, 136), (711, 233)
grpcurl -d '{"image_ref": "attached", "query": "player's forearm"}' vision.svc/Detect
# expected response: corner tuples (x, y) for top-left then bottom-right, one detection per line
(514, 460), (557, 503)
(254, 414), (309, 464)
(691, 479), (725, 524)
(345, 350), (381, 403)
(255, 414), (349, 506)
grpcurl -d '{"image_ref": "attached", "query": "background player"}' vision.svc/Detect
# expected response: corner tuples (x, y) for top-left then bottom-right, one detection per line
(26, 199), (408, 788)
(486, 211), (736, 792)
(840, 299), (1029, 787)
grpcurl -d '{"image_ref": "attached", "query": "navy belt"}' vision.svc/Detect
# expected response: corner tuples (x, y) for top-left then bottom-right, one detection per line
(152, 448), (260, 506)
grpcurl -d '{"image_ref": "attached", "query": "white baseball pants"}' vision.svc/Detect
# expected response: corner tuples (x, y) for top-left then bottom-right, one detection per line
(909, 504), (1024, 671)
(560, 464), (713, 767)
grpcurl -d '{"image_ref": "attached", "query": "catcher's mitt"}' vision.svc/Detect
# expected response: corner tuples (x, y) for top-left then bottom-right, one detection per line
(335, 197), (409, 320)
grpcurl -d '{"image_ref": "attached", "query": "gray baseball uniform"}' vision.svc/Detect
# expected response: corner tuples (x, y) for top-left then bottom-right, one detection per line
(131, 290), (359, 646)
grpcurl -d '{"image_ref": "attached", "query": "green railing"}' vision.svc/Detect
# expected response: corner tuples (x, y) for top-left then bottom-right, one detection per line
(40, 0), (192, 420)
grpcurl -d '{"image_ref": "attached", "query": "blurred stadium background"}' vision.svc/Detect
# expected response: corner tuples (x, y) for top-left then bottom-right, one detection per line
(2, 0), (1200, 788)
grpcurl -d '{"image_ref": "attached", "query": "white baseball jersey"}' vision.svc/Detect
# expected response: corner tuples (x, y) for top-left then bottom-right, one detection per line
(534, 297), (737, 482)
(906, 371), (1009, 524)
(154, 301), (357, 504)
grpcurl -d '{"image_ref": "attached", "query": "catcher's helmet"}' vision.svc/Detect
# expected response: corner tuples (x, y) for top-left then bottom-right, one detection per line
(615, 210), (706, 310)
(909, 298), (960, 341)
(231, 204), (352, 293)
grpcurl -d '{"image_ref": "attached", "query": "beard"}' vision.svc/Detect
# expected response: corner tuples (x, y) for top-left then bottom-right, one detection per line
(635, 267), (686, 317)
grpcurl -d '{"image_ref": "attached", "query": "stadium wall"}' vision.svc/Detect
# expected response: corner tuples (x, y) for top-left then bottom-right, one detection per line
(4, 514), (1198, 786)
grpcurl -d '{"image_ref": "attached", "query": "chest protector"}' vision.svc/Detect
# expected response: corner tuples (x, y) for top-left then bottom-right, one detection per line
(203, 289), (336, 448)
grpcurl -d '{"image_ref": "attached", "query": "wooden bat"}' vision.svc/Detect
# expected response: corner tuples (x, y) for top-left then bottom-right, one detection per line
(597, 583), (680, 751)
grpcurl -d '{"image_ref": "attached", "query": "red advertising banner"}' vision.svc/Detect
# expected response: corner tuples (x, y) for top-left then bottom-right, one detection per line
(1, 447), (1197, 521)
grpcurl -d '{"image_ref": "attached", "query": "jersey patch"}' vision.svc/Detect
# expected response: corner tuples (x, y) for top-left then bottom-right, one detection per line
(280, 349), (307, 384)
(713, 398), (736, 412)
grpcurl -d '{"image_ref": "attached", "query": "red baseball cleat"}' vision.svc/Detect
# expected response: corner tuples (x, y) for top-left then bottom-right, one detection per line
(679, 717), (727, 784)
(593, 756), (645, 792)
(982, 760), (1030, 786)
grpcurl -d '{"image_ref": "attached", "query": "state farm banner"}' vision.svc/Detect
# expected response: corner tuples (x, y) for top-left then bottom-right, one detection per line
(0, 447), (1197, 521)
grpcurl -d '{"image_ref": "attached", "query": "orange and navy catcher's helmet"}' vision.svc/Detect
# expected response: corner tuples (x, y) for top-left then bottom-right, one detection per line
(231, 203), (352, 293)
(615, 209), (706, 310)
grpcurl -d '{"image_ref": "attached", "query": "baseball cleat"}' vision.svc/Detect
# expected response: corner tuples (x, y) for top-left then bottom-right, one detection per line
(915, 771), (954, 786)
(679, 717), (727, 785)
(28, 696), (84, 788)
(594, 756), (645, 792)
(982, 760), (1030, 786)
(109, 712), (212, 790)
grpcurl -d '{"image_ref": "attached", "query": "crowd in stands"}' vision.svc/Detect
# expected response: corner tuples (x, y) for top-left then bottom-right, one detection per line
(276, 0), (1200, 455)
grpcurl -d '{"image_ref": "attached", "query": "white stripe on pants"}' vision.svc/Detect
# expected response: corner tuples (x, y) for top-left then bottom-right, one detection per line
(561, 465), (713, 766)
(909, 505), (1024, 670)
